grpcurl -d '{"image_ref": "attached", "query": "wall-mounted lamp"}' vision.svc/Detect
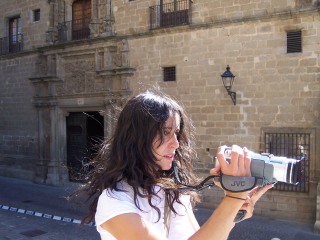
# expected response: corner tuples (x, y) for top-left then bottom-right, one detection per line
(221, 65), (236, 105)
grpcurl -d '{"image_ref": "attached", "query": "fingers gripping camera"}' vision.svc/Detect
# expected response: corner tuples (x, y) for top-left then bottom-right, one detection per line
(215, 147), (303, 192)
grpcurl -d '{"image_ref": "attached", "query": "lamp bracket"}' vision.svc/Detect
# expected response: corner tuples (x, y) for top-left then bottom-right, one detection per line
(227, 90), (236, 105)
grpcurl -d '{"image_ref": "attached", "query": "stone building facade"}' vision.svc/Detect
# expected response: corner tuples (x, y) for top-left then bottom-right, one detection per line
(0, 0), (319, 229)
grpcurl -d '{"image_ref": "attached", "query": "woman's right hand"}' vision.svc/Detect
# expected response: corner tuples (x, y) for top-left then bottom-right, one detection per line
(215, 145), (251, 177)
(210, 145), (252, 199)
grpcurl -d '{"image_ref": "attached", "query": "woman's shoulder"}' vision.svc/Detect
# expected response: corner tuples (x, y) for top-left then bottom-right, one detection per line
(96, 182), (137, 220)
(99, 181), (134, 201)
(101, 181), (164, 197)
(95, 181), (164, 225)
(97, 181), (165, 211)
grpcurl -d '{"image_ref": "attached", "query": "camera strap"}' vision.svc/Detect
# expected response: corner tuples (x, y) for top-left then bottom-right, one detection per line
(215, 174), (264, 192)
(170, 161), (265, 193)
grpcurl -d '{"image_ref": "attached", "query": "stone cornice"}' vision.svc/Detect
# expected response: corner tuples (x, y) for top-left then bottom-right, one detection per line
(29, 75), (62, 83)
(96, 67), (136, 76)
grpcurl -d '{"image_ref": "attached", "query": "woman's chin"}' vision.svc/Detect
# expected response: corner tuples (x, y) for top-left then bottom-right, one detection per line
(162, 162), (173, 171)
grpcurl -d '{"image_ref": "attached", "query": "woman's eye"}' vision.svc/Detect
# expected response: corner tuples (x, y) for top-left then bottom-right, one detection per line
(163, 129), (170, 136)
(162, 128), (180, 138)
(175, 130), (181, 138)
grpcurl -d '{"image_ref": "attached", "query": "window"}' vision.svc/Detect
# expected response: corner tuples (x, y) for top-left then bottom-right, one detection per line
(287, 30), (302, 53)
(33, 9), (40, 22)
(72, 0), (91, 40)
(9, 16), (23, 53)
(263, 129), (310, 193)
(150, 0), (192, 30)
(163, 66), (176, 81)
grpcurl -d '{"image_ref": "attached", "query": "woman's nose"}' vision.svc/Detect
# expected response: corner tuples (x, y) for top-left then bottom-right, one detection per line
(170, 133), (180, 149)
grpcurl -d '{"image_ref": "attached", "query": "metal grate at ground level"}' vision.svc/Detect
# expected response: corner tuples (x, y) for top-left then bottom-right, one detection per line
(20, 229), (47, 237)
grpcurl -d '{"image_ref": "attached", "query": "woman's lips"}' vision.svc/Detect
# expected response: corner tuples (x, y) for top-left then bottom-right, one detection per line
(164, 154), (175, 160)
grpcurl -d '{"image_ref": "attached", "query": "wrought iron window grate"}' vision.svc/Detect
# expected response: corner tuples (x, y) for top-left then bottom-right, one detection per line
(150, 0), (192, 30)
(163, 66), (176, 82)
(0, 34), (24, 55)
(287, 30), (302, 53)
(264, 132), (309, 192)
(33, 9), (40, 22)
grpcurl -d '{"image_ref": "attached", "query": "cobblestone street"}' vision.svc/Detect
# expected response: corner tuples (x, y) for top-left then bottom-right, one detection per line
(0, 176), (319, 240)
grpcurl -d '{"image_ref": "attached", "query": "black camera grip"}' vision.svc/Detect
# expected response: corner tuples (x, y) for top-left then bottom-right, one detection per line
(216, 174), (260, 192)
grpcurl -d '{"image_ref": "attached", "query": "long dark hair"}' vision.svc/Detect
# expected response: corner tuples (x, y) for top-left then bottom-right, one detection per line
(80, 91), (199, 223)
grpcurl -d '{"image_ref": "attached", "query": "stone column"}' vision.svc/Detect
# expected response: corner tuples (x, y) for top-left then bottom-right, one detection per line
(47, 54), (56, 76)
(102, 0), (114, 36)
(48, 1), (55, 29)
(45, 100), (60, 185)
(103, 97), (128, 139)
(56, 110), (70, 184)
(121, 39), (129, 67)
(89, 0), (100, 37)
(314, 182), (320, 233)
(104, 98), (116, 140)
(104, 47), (113, 69)
(46, 0), (55, 43)
(33, 106), (48, 184)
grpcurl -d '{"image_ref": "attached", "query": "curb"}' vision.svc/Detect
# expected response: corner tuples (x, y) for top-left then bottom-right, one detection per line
(0, 204), (95, 227)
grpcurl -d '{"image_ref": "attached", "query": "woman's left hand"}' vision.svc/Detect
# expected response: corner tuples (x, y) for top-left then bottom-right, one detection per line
(240, 184), (273, 220)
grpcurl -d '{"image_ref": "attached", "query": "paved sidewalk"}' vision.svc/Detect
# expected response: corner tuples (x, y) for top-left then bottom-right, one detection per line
(0, 209), (98, 240)
(0, 176), (319, 240)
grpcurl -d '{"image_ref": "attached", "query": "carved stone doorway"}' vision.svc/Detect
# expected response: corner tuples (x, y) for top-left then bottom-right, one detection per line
(66, 111), (104, 182)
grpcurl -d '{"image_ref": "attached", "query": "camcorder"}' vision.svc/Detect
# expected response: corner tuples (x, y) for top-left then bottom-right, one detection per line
(172, 148), (304, 193)
(171, 147), (304, 223)
(215, 147), (304, 193)
(219, 147), (305, 223)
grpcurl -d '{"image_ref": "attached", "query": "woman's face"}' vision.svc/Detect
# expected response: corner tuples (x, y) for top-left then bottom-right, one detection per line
(152, 112), (180, 170)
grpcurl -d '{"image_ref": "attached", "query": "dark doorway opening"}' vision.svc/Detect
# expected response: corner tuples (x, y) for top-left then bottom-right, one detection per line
(66, 111), (104, 182)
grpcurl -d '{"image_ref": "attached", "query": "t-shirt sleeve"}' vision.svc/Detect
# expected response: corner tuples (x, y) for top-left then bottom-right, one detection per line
(95, 189), (140, 227)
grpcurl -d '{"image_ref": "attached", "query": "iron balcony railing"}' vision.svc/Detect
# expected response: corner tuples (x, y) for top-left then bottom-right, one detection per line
(58, 18), (90, 42)
(150, 0), (192, 30)
(0, 34), (23, 55)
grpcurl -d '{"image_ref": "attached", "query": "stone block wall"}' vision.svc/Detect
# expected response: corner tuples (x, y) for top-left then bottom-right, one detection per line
(0, 0), (49, 51)
(113, 0), (319, 35)
(0, 54), (39, 179)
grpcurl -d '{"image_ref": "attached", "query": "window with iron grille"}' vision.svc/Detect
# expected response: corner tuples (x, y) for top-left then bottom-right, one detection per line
(163, 66), (176, 82)
(150, 0), (192, 30)
(72, 0), (91, 40)
(8, 16), (23, 53)
(287, 30), (302, 53)
(33, 9), (40, 22)
(263, 129), (310, 193)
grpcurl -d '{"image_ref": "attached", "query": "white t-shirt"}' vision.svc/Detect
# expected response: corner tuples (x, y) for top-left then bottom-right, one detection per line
(95, 182), (199, 240)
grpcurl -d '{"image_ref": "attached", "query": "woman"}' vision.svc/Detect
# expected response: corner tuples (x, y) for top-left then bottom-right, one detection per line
(82, 91), (272, 240)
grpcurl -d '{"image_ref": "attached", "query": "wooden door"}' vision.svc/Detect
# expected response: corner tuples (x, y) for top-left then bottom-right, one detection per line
(72, 0), (91, 40)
